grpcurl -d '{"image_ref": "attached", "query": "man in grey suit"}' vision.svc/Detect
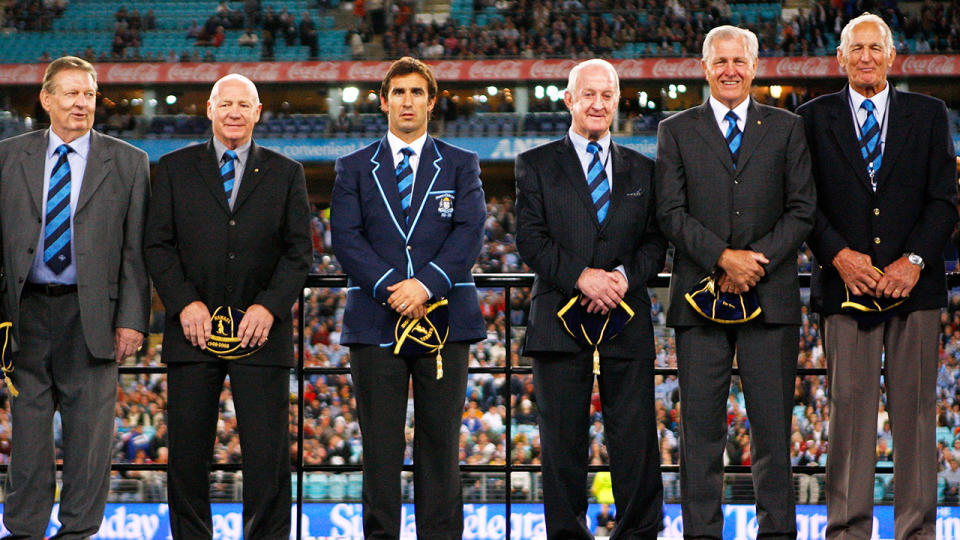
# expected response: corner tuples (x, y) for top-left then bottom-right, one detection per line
(0, 56), (151, 537)
(655, 26), (815, 539)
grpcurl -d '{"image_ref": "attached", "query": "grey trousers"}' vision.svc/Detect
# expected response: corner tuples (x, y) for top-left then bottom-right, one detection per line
(3, 290), (117, 539)
(824, 310), (939, 540)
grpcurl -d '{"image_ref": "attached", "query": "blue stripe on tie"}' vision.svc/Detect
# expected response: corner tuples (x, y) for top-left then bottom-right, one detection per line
(45, 206), (70, 235)
(724, 110), (742, 167)
(586, 141), (610, 225)
(44, 232), (71, 260)
(222, 150), (237, 202)
(597, 200), (609, 223)
(49, 165), (70, 187)
(44, 144), (72, 273)
(397, 147), (415, 220)
(46, 185), (70, 212)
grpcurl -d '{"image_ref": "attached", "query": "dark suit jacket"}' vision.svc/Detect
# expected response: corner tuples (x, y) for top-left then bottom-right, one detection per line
(0, 129), (151, 359)
(655, 99), (816, 327)
(330, 135), (486, 346)
(144, 139), (312, 367)
(797, 86), (958, 315)
(515, 135), (667, 358)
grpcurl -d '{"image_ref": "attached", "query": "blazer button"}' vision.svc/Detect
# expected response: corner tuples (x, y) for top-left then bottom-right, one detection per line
(873, 208), (880, 216)
(229, 219), (236, 226)
(874, 237), (881, 245)
(407, 245), (412, 251)
(229, 253), (236, 259)
(735, 211), (741, 216)
(27, 247), (33, 254)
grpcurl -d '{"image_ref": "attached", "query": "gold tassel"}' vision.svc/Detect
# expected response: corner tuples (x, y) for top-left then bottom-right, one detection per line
(436, 347), (444, 380)
(3, 376), (17, 397)
(593, 348), (600, 376)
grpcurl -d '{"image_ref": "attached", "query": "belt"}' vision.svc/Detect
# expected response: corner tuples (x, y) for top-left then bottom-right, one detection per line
(24, 282), (78, 296)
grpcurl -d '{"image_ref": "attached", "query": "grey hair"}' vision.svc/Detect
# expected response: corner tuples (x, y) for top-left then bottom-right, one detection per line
(565, 58), (620, 99)
(702, 25), (759, 62)
(838, 13), (894, 56)
(209, 73), (260, 104)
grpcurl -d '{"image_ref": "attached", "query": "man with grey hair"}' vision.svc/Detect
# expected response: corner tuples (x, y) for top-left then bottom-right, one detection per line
(515, 58), (666, 539)
(0, 55), (151, 538)
(655, 25), (815, 538)
(798, 13), (956, 539)
(145, 73), (312, 536)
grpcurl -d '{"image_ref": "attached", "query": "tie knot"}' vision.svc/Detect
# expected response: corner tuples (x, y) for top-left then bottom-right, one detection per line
(587, 141), (601, 155)
(223, 149), (238, 162)
(400, 147), (414, 158)
(861, 99), (875, 113)
(56, 144), (72, 157)
(724, 110), (739, 123)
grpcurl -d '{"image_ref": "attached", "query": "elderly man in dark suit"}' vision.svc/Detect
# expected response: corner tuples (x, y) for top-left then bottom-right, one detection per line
(330, 57), (486, 540)
(144, 73), (312, 537)
(655, 26), (816, 539)
(797, 13), (957, 540)
(515, 58), (666, 540)
(0, 56), (151, 537)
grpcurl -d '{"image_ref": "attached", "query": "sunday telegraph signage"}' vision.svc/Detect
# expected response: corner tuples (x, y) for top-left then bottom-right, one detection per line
(1, 56), (959, 85)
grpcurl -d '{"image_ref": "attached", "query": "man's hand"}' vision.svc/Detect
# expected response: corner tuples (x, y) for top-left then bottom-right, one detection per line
(716, 249), (768, 290)
(179, 301), (211, 349)
(875, 256), (922, 299)
(115, 327), (143, 364)
(387, 279), (430, 318)
(577, 268), (626, 314)
(832, 248), (882, 296)
(716, 273), (745, 294)
(237, 304), (274, 348)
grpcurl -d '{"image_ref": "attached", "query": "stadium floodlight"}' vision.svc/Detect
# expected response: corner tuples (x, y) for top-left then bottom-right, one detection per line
(677, 84), (687, 93)
(638, 91), (648, 107)
(165, 95), (177, 105)
(534, 85), (545, 99)
(367, 91), (378, 102)
(342, 87), (359, 103)
(770, 85), (782, 99)
(487, 86), (498, 96)
(546, 85), (559, 102)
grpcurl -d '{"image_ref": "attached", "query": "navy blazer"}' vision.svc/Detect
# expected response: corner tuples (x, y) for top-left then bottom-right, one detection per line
(331, 135), (486, 347)
(798, 86), (958, 315)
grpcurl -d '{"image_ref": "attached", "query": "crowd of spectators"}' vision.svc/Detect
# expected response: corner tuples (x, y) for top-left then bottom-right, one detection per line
(1, 0), (68, 32)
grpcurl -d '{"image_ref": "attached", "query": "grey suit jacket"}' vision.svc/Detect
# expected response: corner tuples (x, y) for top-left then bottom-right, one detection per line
(655, 99), (816, 326)
(0, 129), (151, 359)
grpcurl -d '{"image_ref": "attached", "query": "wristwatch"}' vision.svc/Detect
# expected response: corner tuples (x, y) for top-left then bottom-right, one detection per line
(905, 252), (925, 270)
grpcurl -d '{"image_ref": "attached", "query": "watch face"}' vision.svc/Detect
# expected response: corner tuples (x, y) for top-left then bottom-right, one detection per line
(908, 254), (924, 267)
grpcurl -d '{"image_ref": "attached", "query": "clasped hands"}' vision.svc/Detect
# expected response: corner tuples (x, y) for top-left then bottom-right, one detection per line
(387, 279), (430, 319)
(832, 247), (920, 299)
(715, 248), (769, 294)
(180, 300), (274, 350)
(577, 268), (627, 314)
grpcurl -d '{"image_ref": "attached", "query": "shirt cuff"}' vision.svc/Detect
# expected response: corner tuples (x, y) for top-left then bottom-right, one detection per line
(414, 278), (432, 300)
(615, 265), (628, 284)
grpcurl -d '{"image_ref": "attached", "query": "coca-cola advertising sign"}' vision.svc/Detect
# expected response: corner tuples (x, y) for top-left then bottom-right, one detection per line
(0, 57), (957, 86)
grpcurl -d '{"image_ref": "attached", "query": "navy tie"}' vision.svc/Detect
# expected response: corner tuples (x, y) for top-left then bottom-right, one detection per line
(396, 147), (414, 222)
(221, 149), (238, 205)
(859, 99), (882, 178)
(44, 144), (73, 274)
(724, 110), (742, 168)
(586, 141), (610, 225)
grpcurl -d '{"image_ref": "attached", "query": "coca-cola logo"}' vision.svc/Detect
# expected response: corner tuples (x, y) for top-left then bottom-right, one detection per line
(346, 62), (391, 81)
(429, 61), (462, 80)
(467, 60), (522, 80)
(900, 55), (957, 75)
(166, 63), (224, 82)
(650, 58), (702, 79)
(104, 63), (161, 82)
(0, 64), (42, 84)
(286, 62), (340, 81)
(228, 62), (281, 81)
(771, 57), (831, 77)
(528, 59), (576, 80)
(614, 59), (646, 79)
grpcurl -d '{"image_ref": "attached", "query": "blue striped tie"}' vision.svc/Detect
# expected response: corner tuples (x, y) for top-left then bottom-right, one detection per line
(221, 149), (238, 205)
(586, 141), (610, 225)
(724, 110), (742, 168)
(859, 99), (882, 176)
(44, 144), (73, 274)
(396, 147), (414, 222)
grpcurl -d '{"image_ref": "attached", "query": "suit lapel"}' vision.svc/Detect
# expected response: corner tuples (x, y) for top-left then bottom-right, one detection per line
(826, 88), (873, 191)
(557, 135), (600, 228)
(75, 130), (111, 214)
(233, 141), (267, 211)
(693, 102), (736, 176)
(874, 88), (911, 192)
(195, 139), (232, 214)
(406, 136), (442, 239)
(370, 136), (407, 235)
(734, 99), (769, 174)
(604, 142), (631, 232)
(19, 131), (47, 216)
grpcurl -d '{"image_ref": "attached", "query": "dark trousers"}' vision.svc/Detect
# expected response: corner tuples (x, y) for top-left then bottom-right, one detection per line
(3, 290), (117, 540)
(823, 310), (939, 540)
(166, 361), (290, 540)
(533, 350), (662, 540)
(675, 323), (797, 540)
(349, 343), (469, 540)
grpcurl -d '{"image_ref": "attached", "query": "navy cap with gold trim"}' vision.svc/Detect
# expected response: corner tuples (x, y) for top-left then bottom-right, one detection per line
(394, 299), (449, 379)
(557, 294), (635, 375)
(684, 275), (762, 324)
(205, 306), (264, 360)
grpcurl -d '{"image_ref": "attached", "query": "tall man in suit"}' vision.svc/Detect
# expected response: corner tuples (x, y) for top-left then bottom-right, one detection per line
(0, 56), (151, 537)
(330, 57), (486, 539)
(144, 74), (312, 538)
(515, 58), (666, 540)
(797, 14), (957, 539)
(655, 26), (816, 539)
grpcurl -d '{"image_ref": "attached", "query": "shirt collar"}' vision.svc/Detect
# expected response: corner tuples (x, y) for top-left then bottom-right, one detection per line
(709, 95), (751, 127)
(47, 129), (90, 161)
(567, 128), (611, 158)
(213, 137), (252, 164)
(387, 131), (428, 159)
(848, 84), (889, 118)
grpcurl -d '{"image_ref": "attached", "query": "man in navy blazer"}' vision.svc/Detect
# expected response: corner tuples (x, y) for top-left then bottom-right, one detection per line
(330, 56), (486, 540)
